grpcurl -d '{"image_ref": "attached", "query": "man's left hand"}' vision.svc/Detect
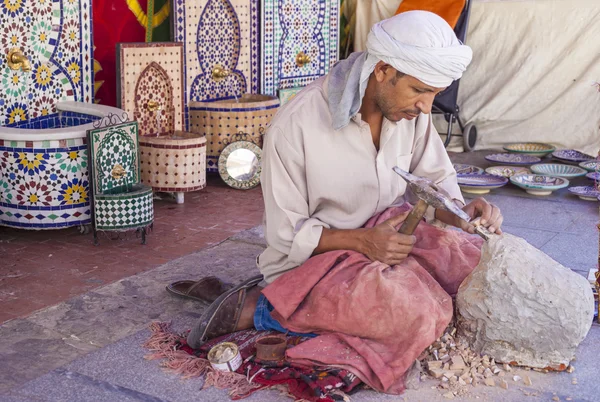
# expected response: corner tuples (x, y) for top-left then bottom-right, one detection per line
(457, 197), (503, 235)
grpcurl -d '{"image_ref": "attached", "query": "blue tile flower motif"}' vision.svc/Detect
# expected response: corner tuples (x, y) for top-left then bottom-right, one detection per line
(14, 151), (49, 176)
(1, 0), (24, 18)
(66, 57), (81, 85)
(6, 103), (28, 125)
(58, 178), (89, 205)
(33, 62), (53, 91)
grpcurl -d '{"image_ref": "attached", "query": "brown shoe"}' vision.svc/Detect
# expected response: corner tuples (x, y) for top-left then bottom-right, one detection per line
(187, 275), (263, 349)
(166, 276), (234, 304)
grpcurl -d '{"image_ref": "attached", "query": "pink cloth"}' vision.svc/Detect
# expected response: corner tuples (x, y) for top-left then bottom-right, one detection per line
(261, 204), (483, 394)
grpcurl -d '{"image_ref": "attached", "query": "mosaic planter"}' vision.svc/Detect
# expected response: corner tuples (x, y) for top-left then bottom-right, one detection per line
(189, 95), (279, 172)
(139, 132), (207, 203)
(94, 184), (154, 230)
(261, 0), (340, 96)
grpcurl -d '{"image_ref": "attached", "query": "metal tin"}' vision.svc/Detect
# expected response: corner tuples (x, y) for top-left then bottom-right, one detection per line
(255, 335), (287, 361)
(207, 342), (242, 372)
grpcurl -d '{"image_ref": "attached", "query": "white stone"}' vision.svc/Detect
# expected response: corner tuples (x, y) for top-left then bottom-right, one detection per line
(456, 234), (594, 369)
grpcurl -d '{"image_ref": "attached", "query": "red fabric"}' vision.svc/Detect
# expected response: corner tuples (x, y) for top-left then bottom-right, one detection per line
(262, 204), (483, 394)
(93, 1), (146, 106)
(177, 329), (363, 401)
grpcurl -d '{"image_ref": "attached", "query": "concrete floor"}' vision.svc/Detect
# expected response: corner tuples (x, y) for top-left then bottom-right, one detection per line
(1, 151), (599, 401)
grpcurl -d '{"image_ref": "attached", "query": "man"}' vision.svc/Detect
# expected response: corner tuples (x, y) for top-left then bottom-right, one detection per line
(186, 10), (502, 391)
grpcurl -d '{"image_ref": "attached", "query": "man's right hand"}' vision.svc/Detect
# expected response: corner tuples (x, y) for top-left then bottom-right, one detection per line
(358, 211), (416, 266)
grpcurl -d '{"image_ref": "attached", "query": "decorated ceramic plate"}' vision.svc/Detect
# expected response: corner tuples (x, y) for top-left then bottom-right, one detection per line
(453, 163), (484, 174)
(503, 142), (555, 157)
(579, 160), (600, 172)
(509, 174), (569, 196)
(552, 149), (595, 163)
(568, 186), (600, 201)
(529, 163), (587, 178)
(484, 153), (541, 166)
(485, 166), (530, 178)
(586, 172), (600, 181)
(457, 173), (508, 194)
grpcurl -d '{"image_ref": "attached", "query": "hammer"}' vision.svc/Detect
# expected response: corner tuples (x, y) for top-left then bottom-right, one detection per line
(392, 167), (492, 240)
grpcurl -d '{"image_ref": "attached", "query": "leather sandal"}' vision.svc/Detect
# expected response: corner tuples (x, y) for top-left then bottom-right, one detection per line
(166, 276), (234, 304)
(187, 274), (263, 349)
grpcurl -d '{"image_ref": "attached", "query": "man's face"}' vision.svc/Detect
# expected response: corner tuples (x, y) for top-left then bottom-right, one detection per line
(373, 64), (446, 122)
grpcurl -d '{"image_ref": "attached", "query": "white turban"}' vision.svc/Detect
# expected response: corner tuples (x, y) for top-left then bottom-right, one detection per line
(361, 10), (473, 89)
(329, 10), (473, 130)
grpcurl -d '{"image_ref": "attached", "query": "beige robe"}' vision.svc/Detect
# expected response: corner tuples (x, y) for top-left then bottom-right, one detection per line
(257, 76), (464, 283)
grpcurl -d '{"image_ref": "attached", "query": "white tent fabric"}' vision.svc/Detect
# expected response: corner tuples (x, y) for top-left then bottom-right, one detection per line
(353, 0), (600, 154)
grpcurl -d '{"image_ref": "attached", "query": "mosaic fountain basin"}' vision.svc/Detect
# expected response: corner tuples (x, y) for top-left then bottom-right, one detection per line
(509, 174), (569, 196)
(0, 102), (129, 229)
(189, 95), (279, 172)
(529, 163), (587, 178)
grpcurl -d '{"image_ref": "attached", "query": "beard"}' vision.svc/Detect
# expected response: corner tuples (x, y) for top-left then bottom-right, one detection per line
(374, 89), (420, 122)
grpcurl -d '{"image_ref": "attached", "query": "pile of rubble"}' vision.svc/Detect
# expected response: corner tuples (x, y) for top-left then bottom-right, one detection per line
(418, 327), (574, 399)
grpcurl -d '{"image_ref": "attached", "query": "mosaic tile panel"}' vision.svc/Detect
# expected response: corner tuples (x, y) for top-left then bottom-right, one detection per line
(189, 95), (279, 172)
(172, 0), (260, 129)
(0, 142), (91, 229)
(139, 132), (207, 192)
(261, 0), (339, 96)
(87, 121), (140, 194)
(117, 43), (184, 136)
(94, 184), (153, 230)
(0, 0), (94, 126)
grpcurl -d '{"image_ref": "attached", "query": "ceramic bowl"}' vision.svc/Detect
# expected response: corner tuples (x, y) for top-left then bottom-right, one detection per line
(453, 163), (484, 174)
(509, 174), (569, 196)
(586, 172), (600, 181)
(484, 153), (541, 166)
(552, 149), (595, 163)
(579, 160), (600, 172)
(503, 142), (555, 157)
(457, 173), (509, 194)
(485, 165), (530, 178)
(529, 163), (587, 178)
(568, 186), (600, 201)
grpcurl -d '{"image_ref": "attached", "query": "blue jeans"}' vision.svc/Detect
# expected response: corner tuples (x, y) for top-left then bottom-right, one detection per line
(253, 294), (316, 338)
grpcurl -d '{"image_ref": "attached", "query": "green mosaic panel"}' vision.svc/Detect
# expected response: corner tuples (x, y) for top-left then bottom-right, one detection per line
(88, 121), (140, 195)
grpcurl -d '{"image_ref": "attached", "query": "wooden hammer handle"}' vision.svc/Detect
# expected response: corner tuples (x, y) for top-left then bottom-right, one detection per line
(398, 199), (429, 235)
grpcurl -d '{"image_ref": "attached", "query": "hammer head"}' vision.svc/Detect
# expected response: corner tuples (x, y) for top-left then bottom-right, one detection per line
(393, 166), (471, 223)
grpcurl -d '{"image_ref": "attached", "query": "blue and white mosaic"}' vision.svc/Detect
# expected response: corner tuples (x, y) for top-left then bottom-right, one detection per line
(0, 137), (91, 229)
(261, 0), (339, 96)
(0, 0), (94, 126)
(173, 0), (260, 129)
